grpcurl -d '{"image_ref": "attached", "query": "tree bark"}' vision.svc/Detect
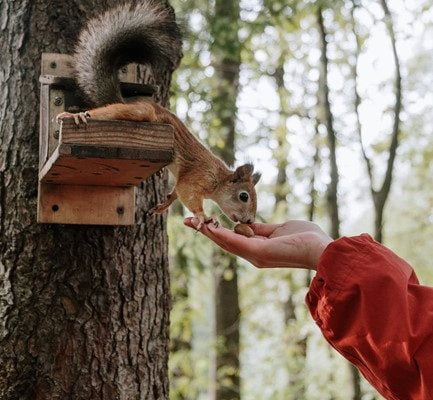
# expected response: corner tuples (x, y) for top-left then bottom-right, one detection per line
(0, 1), (180, 399)
(208, 0), (242, 398)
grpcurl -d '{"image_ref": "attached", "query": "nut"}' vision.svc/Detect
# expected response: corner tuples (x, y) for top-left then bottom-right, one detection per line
(234, 223), (254, 238)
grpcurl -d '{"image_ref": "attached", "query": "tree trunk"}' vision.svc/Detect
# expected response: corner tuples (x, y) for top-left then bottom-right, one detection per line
(308, 121), (320, 223)
(169, 230), (195, 400)
(272, 63), (290, 214)
(208, 0), (242, 398)
(317, 6), (361, 399)
(213, 256), (240, 400)
(305, 120), (321, 289)
(272, 53), (313, 398)
(317, 7), (340, 239)
(351, 0), (402, 244)
(169, 203), (197, 400)
(0, 1), (180, 399)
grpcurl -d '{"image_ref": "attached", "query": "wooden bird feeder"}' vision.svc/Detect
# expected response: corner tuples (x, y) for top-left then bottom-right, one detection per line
(37, 53), (174, 225)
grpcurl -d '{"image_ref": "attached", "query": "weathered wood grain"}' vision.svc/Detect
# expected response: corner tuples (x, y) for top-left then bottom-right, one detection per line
(37, 183), (135, 225)
(60, 119), (174, 151)
(38, 119), (174, 187)
(39, 144), (171, 186)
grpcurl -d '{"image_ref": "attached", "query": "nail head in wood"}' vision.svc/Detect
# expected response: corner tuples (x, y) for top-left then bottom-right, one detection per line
(54, 97), (63, 106)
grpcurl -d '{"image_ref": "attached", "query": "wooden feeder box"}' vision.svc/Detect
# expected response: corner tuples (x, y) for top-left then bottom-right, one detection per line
(37, 53), (174, 225)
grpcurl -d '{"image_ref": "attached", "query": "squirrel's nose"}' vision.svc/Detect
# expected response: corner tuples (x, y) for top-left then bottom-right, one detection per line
(245, 218), (253, 224)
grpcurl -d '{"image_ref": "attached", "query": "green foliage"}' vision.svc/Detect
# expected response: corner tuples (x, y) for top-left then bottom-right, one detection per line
(168, 0), (433, 398)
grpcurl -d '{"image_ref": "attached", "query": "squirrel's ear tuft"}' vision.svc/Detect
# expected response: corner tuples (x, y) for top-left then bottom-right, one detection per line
(252, 172), (261, 185)
(231, 163), (254, 182)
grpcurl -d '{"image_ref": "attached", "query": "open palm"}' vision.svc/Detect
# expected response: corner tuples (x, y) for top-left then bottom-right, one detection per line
(184, 219), (332, 269)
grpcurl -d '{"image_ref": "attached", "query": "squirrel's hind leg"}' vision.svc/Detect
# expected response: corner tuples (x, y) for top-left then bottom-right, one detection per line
(56, 102), (159, 125)
(56, 111), (90, 125)
(149, 191), (178, 216)
(86, 102), (158, 122)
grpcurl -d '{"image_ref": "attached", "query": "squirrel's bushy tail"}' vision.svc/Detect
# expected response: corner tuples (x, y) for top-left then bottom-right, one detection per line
(74, 1), (182, 106)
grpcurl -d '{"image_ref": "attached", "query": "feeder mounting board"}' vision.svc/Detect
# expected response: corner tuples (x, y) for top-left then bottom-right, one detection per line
(37, 53), (174, 225)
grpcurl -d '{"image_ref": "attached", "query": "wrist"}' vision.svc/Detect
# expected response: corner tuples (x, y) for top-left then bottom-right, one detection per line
(308, 233), (333, 270)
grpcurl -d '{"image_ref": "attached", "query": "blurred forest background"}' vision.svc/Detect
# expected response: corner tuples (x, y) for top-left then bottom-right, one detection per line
(166, 0), (433, 398)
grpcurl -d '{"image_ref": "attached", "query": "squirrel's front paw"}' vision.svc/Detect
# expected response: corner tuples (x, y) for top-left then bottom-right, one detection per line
(193, 214), (218, 230)
(56, 111), (90, 126)
(205, 216), (219, 228)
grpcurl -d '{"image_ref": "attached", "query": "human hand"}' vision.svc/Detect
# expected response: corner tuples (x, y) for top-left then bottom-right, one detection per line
(184, 219), (332, 270)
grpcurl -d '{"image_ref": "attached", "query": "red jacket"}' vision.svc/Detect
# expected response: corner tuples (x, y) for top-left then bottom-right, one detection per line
(306, 234), (433, 400)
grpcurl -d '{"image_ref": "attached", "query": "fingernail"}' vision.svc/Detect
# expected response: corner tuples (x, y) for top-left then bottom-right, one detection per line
(190, 217), (199, 228)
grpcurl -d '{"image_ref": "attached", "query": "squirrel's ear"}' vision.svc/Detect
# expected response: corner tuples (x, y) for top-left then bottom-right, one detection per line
(231, 163), (254, 182)
(252, 172), (261, 185)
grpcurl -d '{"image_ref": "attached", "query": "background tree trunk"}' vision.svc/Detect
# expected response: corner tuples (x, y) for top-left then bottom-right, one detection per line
(169, 202), (197, 400)
(272, 63), (290, 215)
(208, 0), (242, 398)
(0, 1), (180, 399)
(317, 6), (341, 240)
(352, 0), (402, 244)
(317, 6), (361, 399)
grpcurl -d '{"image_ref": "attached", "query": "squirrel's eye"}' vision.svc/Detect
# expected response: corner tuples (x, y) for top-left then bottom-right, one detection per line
(239, 192), (249, 202)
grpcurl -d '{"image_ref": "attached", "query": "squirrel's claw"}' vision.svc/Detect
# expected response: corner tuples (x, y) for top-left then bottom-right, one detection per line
(78, 112), (90, 124)
(204, 216), (219, 228)
(194, 215), (218, 231)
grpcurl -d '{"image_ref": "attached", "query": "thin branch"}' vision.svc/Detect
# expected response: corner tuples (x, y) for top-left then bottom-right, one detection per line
(307, 120), (320, 222)
(378, 0), (402, 201)
(350, 1), (375, 189)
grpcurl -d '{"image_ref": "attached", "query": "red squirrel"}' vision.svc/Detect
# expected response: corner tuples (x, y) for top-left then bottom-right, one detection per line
(56, 1), (260, 229)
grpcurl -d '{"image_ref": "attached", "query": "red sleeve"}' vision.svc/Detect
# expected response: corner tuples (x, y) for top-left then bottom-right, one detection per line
(306, 234), (433, 400)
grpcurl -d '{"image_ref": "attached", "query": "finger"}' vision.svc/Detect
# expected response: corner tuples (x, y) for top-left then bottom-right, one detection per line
(184, 218), (230, 248)
(184, 218), (263, 257)
(249, 223), (282, 237)
(204, 223), (266, 257)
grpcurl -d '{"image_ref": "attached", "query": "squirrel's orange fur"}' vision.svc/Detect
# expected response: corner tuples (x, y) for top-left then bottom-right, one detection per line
(57, 101), (260, 228)
(56, 1), (260, 228)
